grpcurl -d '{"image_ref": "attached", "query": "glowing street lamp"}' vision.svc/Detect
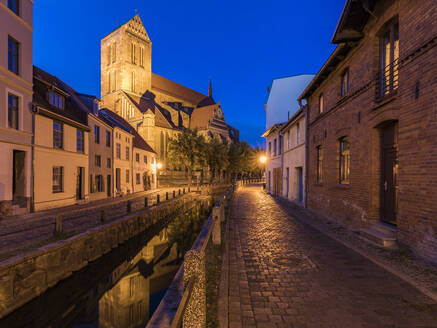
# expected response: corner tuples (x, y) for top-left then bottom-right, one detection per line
(157, 162), (163, 170)
(260, 156), (267, 164)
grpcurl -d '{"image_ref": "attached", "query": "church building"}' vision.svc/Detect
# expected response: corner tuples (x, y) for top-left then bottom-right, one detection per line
(100, 15), (238, 169)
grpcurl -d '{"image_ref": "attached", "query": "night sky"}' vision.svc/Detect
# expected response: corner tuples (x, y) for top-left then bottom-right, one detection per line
(34, 0), (345, 147)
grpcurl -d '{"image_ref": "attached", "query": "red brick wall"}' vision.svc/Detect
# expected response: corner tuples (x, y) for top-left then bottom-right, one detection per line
(306, 0), (437, 262)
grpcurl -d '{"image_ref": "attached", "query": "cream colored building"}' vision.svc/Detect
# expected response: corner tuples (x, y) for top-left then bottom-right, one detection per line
(33, 67), (89, 211)
(100, 15), (238, 172)
(77, 94), (115, 201)
(100, 108), (156, 196)
(280, 109), (306, 205)
(0, 0), (33, 215)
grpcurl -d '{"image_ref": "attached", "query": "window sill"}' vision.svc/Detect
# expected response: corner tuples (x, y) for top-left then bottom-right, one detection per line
(374, 91), (397, 105)
(335, 184), (350, 189)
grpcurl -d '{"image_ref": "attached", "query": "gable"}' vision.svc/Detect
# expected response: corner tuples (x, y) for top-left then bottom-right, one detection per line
(125, 15), (150, 41)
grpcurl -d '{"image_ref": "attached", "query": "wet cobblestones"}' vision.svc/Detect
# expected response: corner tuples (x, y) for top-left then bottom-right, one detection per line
(227, 186), (437, 328)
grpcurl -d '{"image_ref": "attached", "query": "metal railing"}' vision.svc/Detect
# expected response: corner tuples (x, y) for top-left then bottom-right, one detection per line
(375, 58), (399, 101)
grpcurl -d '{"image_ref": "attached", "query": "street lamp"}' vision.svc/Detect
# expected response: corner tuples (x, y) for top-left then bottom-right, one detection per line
(260, 155), (267, 164)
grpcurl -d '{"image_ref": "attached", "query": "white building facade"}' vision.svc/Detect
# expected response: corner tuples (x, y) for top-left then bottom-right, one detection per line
(280, 109), (306, 206)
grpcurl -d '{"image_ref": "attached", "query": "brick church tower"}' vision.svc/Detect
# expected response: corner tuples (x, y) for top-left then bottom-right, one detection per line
(100, 15), (152, 112)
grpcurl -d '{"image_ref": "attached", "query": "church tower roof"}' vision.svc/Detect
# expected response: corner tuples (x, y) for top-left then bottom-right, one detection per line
(103, 14), (150, 41)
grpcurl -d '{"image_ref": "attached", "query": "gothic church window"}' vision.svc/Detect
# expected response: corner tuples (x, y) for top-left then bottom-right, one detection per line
(131, 71), (136, 92)
(112, 43), (116, 63)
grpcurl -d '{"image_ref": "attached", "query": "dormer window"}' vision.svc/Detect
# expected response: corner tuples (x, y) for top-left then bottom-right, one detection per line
(49, 91), (64, 109)
(341, 69), (349, 97)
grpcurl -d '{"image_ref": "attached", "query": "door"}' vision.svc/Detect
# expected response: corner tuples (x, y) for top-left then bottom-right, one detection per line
(380, 122), (398, 224)
(285, 168), (289, 198)
(107, 175), (111, 197)
(268, 171), (271, 193)
(76, 167), (84, 200)
(12, 150), (26, 204)
(297, 167), (303, 203)
(273, 168), (282, 196)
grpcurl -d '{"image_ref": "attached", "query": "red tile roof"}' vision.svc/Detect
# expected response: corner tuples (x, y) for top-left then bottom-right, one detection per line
(100, 109), (156, 154)
(151, 73), (207, 105)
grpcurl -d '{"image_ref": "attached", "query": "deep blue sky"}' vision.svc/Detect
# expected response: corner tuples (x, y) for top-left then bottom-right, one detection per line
(34, 0), (345, 147)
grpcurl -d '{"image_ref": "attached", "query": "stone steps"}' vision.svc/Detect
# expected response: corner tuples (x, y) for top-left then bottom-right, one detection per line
(359, 223), (397, 248)
(10, 204), (27, 216)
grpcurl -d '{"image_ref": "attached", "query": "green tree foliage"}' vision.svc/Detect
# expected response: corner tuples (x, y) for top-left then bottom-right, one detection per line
(205, 138), (229, 182)
(167, 128), (206, 188)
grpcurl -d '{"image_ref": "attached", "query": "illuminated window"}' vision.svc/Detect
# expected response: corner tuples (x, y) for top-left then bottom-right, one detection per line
(316, 146), (323, 183)
(380, 19), (399, 97)
(52, 166), (64, 193)
(318, 93), (324, 114)
(339, 137), (350, 184)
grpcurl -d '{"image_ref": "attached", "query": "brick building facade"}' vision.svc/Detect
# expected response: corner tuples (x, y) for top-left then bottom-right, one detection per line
(299, 0), (437, 262)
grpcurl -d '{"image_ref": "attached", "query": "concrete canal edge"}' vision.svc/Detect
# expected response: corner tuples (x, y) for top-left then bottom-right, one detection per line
(0, 193), (203, 319)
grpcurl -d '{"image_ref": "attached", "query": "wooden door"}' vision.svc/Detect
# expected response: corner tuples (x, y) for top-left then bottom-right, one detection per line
(380, 123), (398, 224)
(297, 167), (303, 203)
(273, 168), (282, 196)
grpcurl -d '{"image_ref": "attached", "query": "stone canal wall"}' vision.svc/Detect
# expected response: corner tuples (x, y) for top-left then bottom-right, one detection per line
(0, 193), (208, 319)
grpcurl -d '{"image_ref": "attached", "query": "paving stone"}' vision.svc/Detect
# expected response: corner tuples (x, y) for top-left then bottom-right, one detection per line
(227, 186), (437, 327)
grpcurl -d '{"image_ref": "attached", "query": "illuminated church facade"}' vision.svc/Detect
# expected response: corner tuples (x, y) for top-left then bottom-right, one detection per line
(100, 15), (239, 169)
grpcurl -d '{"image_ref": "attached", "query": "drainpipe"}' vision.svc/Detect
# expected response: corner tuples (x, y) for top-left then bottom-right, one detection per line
(31, 106), (36, 213)
(304, 102), (309, 209)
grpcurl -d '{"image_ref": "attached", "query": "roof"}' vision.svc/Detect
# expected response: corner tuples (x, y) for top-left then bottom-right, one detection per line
(33, 66), (89, 128)
(151, 73), (207, 105)
(190, 104), (218, 130)
(279, 108), (304, 133)
(331, 0), (376, 44)
(197, 96), (216, 108)
(100, 109), (156, 154)
(103, 14), (150, 41)
(261, 123), (284, 138)
(300, 0), (378, 100)
(299, 43), (355, 100)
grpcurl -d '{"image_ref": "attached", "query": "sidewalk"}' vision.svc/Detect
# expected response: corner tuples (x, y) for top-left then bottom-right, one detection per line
(223, 185), (437, 328)
(0, 186), (187, 261)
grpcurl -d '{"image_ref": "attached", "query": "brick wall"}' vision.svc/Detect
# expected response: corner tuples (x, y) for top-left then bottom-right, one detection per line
(305, 0), (437, 262)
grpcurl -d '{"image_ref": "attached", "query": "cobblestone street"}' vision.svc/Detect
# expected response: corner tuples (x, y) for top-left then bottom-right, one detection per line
(227, 185), (437, 328)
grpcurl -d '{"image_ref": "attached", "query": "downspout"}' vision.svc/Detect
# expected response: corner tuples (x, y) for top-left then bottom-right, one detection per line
(31, 106), (36, 213)
(303, 102), (309, 209)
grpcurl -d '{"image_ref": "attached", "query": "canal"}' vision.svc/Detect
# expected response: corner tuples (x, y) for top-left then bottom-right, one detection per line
(0, 198), (214, 328)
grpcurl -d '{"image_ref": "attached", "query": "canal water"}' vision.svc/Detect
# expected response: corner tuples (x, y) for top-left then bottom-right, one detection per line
(0, 200), (213, 328)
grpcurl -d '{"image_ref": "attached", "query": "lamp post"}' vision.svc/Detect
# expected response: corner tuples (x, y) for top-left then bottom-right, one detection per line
(156, 162), (162, 188)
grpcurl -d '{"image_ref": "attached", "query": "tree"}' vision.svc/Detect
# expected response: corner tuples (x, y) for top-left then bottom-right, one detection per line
(167, 128), (206, 188)
(227, 141), (254, 180)
(205, 137), (229, 182)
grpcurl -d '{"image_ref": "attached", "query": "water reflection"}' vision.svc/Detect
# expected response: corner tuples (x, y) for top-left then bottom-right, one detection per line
(0, 197), (216, 328)
(0, 219), (181, 328)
